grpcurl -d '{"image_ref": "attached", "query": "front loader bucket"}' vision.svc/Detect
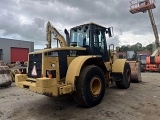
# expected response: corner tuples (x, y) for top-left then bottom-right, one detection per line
(0, 61), (12, 87)
(127, 61), (142, 82)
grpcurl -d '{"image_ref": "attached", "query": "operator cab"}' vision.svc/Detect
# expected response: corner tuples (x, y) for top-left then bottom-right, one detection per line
(126, 50), (138, 61)
(139, 54), (147, 64)
(69, 23), (113, 62)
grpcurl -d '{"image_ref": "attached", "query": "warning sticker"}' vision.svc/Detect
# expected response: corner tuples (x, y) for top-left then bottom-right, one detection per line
(31, 65), (37, 76)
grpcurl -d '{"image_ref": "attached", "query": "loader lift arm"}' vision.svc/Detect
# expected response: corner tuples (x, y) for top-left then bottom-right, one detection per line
(46, 21), (66, 48)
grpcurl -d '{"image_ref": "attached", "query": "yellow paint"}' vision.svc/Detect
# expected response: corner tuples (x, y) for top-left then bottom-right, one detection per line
(36, 78), (57, 87)
(29, 47), (86, 54)
(15, 74), (28, 86)
(16, 77), (71, 96)
(43, 56), (60, 81)
(65, 56), (97, 87)
(112, 59), (127, 73)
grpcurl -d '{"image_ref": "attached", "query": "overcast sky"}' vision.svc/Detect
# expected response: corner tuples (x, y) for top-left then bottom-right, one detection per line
(0, 0), (160, 49)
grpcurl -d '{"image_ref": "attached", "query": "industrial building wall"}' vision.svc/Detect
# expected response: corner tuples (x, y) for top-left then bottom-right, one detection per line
(0, 38), (34, 63)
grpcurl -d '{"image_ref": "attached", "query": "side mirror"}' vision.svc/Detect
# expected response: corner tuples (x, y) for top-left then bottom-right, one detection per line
(106, 27), (114, 37)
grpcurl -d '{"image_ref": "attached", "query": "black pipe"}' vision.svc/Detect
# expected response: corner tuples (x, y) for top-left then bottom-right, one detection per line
(64, 29), (70, 46)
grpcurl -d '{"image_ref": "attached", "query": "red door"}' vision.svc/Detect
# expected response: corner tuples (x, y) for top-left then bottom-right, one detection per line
(11, 47), (29, 63)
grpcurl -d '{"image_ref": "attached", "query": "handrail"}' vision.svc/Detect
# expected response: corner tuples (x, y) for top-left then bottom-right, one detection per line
(130, 0), (155, 9)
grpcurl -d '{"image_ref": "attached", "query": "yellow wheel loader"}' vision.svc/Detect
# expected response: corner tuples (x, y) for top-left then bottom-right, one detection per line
(15, 22), (140, 107)
(117, 50), (142, 83)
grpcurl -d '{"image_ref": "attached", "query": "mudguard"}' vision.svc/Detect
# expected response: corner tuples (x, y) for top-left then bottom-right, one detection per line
(112, 59), (127, 73)
(65, 56), (105, 89)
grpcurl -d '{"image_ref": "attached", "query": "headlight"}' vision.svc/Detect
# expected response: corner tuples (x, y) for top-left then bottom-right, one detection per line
(51, 63), (55, 67)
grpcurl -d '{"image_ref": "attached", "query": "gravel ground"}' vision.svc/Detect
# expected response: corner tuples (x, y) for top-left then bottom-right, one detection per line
(0, 72), (160, 120)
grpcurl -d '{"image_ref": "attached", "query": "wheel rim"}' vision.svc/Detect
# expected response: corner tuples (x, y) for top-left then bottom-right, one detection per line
(90, 76), (102, 97)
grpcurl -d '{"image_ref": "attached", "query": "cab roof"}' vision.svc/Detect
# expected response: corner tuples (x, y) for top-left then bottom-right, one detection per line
(71, 22), (107, 30)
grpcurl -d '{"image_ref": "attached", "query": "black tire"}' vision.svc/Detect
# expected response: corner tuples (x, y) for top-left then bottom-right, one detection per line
(158, 65), (160, 73)
(73, 65), (106, 107)
(0, 81), (12, 87)
(115, 62), (131, 89)
(140, 66), (145, 72)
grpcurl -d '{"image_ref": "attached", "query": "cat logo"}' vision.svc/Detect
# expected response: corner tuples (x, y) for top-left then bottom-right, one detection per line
(31, 65), (37, 76)
(70, 50), (77, 56)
